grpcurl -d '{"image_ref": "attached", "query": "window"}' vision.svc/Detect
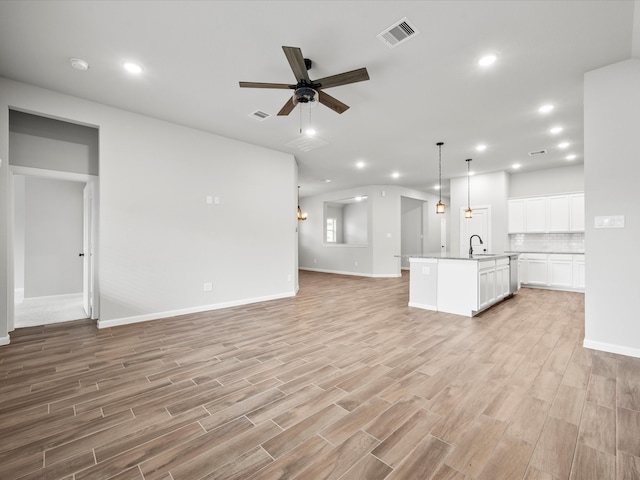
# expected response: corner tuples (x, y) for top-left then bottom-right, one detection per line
(326, 217), (337, 243)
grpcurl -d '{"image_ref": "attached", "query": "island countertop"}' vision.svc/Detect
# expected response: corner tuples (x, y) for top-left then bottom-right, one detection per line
(402, 252), (518, 261)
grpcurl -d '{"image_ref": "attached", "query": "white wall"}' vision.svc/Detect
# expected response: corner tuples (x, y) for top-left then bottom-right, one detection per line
(24, 177), (84, 297)
(509, 164), (584, 198)
(298, 185), (446, 277)
(0, 78), (298, 338)
(13, 175), (25, 300)
(584, 58), (640, 358)
(450, 171), (509, 255)
(400, 197), (426, 269)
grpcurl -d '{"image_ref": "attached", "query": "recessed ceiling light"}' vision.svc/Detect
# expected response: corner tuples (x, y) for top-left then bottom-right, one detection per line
(512, 163), (521, 169)
(550, 126), (563, 134)
(70, 58), (89, 71)
(539, 104), (554, 114)
(476, 144), (487, 152)
(478, 54), (497, 67)
(322, 179), (332, 183)
(305, 128), (316, 136)
(558, 142), (570, 149)
(566, 154), (577, 160)
(123, 62), (143, 74)
(392, 172), (400, 179)
(468, 171), (475, 176)
(356, 161), (365, 169)
(434, 184), (441, 190)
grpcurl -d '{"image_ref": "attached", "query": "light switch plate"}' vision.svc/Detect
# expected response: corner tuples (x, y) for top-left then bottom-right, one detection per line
(594, 215), (625, 228)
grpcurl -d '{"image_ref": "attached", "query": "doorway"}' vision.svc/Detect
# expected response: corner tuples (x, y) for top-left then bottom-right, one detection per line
(12, 170), (97, 327)
(460, 206), (490, 256)
(401, 197), (428, 269)
(8, 109), (99, 330)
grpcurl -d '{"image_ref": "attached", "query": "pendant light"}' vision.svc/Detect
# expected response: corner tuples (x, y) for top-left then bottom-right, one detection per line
(464, 158), (473, 219)
(297, 186), (307, 221)
(436, 142), (445, 214)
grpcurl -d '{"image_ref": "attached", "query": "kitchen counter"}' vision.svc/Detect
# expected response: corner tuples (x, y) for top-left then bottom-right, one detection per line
(507, 250), (584, 255)
(407, 252), (516, 261)
(408, 254), (519, 317)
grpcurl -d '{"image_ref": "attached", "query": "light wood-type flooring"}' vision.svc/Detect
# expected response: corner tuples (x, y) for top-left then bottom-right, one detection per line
(2, 270), (640, 479)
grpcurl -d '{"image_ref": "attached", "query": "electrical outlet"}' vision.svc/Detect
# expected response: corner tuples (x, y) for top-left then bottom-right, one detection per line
(206, 195), (213, 204)
(214, 196), (220, 205)
(287, 274), (292, 282)
(203, 282), (212, 292)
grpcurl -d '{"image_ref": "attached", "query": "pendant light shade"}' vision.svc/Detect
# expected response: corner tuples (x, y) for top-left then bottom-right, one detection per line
(297, 186), (307, 221)
(464, 158), (473, 219)
(436, 142), (445, 214)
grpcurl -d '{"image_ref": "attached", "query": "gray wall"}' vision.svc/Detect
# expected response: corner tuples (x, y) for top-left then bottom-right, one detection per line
(343, 201), (367, 244)
(509, 164), (584, 198)
(450, 171), (509, 256)
(0, 78), (298, 339)
(24, 177), (84, 297)
(298, 185), (446, 277)
(9, 110), (99, 175)
(401, 197), (426, 269)
(584, 58), (640, 357)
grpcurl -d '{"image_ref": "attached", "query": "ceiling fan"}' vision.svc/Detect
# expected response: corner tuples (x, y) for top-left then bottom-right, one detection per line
(239, 46), (370, 115)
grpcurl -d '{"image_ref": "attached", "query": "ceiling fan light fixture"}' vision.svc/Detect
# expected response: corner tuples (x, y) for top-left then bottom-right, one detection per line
(293, 87), (319, 108)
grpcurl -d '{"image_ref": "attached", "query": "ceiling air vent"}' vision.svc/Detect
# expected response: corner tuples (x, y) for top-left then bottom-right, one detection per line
(528, 149), (547, 156)
(285, 135), (329, 152)
(377, 17), (419, 48)
(249, 110), (271, 121)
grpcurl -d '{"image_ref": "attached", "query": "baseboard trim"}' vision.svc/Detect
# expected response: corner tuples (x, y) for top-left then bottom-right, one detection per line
(583, 339), (640, 359)
(299, 267), (401, 278)
(0, 335), (10, 346)
(408, 302), (437, 311)
(97, 291), (296, 329)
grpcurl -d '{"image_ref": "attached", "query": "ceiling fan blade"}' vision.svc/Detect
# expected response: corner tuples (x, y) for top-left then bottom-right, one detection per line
(318, 90), (349, 114)
(239, 82), (292, 89)
(314, 67), (370, 89)
(277, 96), (296, 116)
(282, 46), (310, 83)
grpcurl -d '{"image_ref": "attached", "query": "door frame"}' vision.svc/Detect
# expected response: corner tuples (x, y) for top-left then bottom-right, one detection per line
(8, 165), (99, 331)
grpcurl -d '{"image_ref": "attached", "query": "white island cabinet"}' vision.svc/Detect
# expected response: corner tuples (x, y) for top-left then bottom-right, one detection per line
(409, 254), (518, 317)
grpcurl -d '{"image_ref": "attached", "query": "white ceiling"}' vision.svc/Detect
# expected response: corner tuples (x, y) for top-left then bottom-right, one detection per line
(0, 1), (636, 197)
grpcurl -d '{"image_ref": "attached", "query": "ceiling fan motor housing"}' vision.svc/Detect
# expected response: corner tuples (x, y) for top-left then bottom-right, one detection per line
(294, 86), (318, 104)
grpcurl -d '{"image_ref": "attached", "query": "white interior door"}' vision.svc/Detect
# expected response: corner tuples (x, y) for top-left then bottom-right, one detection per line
(82, 182), (93, 318)
(460, 207), (490, 256)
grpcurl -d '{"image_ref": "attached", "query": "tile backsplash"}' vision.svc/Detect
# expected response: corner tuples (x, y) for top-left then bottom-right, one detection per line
(509, 233), (585, 253)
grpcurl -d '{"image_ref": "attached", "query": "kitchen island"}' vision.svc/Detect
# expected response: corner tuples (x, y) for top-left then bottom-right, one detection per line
(408, 253), (519, 317)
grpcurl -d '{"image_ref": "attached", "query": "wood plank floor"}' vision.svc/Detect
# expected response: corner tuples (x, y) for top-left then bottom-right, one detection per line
(2, 270), (640, 480)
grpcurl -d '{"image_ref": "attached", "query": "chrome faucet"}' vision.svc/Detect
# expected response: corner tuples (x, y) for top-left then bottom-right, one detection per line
(469, 234), (484, 256)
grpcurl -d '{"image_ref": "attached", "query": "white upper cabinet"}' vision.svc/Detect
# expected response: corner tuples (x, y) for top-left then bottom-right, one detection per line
(569, 193), (585, 231)
(507, 199), (525, 233)
(525, 197), (547, 232)
(547, 195), (570, 232)
(507, 193), (584, 233)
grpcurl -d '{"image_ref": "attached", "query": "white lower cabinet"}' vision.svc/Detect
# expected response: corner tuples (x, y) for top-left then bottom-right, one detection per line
(478, 260), (496, 310)
(495, 260), (511, 300)
(549, 254), (573, 288)
(573, 255), (585, 289)
(525, 254), (549, 286)
(520, 253), (584, 292)
(478, 258), (511, 310)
